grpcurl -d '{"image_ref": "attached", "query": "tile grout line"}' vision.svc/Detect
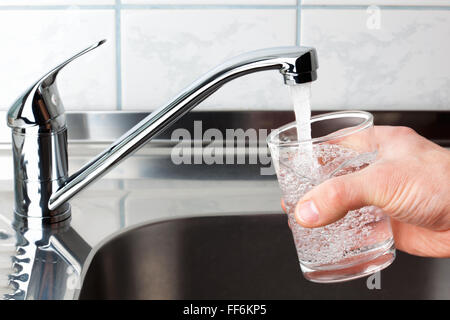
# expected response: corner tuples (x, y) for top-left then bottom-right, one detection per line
(120, 4), (297, 10)
(0, 4), (449, 10)
(301, 4), (450, 10)
(296, 0), (302, 46)
(0, 5), (296, 10)
(0, 5), (115, 10)
(0, 5), (114, 10)
(115, 0), (122, 110)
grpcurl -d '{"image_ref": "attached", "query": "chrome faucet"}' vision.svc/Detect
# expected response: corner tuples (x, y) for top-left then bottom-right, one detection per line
(7, 40), (318, 225)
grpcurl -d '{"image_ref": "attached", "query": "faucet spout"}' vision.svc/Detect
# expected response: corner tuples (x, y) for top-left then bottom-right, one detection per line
(48, 46), (318, 211)
(7, 42), (318, 220)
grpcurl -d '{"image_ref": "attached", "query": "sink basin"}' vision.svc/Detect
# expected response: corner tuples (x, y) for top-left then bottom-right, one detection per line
(79, 214), (450, 299)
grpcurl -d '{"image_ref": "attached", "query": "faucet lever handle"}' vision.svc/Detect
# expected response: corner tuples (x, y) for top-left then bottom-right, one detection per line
(7, 39), (106, 131)
(40, 39), (107, 88)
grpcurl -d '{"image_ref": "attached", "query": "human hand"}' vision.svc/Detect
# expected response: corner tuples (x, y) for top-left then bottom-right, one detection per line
(284, 126), (450, 258)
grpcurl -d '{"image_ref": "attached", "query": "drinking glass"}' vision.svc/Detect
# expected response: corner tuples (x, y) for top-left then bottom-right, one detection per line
(267, 111), (395, 283)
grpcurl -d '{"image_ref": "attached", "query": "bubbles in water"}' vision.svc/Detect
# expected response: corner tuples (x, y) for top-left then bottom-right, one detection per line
(281, 84), (392, 268)
(276, 143), (390, 266)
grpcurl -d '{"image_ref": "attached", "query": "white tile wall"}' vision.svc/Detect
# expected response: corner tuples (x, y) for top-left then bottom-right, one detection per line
(0, 9), (116, 111)
(0, 2), (449, 111)
(121, 8), (296, 110)
(301, 7), (450, 110)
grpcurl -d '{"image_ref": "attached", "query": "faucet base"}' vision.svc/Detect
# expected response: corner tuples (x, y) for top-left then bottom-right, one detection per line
(13, 207), (72, 228)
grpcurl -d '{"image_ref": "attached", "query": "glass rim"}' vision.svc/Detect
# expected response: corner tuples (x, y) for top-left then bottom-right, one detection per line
(266, 110), (374, 148)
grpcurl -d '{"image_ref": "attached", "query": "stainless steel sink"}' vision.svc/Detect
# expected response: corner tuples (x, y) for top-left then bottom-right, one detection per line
(1, 110), (448, 300)
(78, 214), (450, 300)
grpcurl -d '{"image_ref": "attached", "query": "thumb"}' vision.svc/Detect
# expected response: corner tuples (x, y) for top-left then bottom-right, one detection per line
(294, 168), (381, 228)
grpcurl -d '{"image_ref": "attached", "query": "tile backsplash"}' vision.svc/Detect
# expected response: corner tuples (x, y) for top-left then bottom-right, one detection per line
(0, 1), (448, 111)
(301, 6), (450, 110)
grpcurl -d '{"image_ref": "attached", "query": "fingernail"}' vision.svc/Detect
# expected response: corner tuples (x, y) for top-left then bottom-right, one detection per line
(295, 200), (319, 225)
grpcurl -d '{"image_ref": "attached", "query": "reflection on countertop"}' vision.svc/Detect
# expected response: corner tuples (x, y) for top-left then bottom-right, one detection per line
(0, 137), (282, 299)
